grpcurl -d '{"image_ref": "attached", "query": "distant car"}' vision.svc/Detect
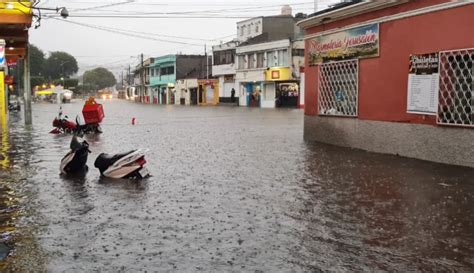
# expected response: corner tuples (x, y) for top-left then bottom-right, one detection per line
(97, 90), (113, 100)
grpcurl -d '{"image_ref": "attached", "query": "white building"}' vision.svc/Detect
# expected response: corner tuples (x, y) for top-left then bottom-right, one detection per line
(212, 41), (239, 103)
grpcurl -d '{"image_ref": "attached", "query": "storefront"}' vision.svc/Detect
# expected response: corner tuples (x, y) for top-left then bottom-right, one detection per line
(299, 1), (474, 167)
(264, 67), (299, 108)
(197, 79), (219, 106)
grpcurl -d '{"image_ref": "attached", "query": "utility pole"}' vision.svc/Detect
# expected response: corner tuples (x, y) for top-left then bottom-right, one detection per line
(205, 44), (209, 80)
(23, 46), (32, 125)
(140, 53), (144, 103)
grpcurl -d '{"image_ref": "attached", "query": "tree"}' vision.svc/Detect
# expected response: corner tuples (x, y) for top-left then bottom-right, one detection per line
(83, 67), (116, 90)
(44, 51), (78, 80)
(29, 44), (45, 77)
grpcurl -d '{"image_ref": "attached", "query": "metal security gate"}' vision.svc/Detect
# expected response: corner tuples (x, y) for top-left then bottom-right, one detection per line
(438, 48), (473, 127)
(318, 59), (358, 117)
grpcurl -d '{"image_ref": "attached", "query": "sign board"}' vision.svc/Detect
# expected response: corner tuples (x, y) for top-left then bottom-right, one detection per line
(264, 67), (291, 81)
(407, 53), (439, 115)
(308, 23), (379, 65)
(0, 39), (5, 68)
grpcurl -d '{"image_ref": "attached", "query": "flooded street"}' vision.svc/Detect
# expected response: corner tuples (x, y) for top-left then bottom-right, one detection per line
(1, 100), (473, 272)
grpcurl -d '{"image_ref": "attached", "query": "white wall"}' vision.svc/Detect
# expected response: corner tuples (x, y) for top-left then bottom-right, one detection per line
(262, 83), (276, 108)
(212, 64), (236, 77)
(175, 79), (198, 105)
(237, 18), (263, 42)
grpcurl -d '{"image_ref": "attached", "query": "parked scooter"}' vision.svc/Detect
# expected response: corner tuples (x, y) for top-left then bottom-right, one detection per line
(60, 133), (91, 175)
(50, 108), (102, 134)
(94, 150), (150, 179)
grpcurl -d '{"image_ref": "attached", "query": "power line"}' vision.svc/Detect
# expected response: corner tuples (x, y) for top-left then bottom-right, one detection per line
(49, 17), (205, 46)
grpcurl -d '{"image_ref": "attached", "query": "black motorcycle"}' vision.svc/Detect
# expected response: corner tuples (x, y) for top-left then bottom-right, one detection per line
(60, 134), (91, 175)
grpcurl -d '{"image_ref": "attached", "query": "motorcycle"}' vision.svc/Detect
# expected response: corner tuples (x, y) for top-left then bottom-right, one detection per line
(50, 108), (102, 134)
(94, 150), (150, 179)
(60, 134), (91, 175)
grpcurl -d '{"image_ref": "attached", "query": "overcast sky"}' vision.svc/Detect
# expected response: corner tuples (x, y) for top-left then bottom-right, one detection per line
(29, 0), (340, 76)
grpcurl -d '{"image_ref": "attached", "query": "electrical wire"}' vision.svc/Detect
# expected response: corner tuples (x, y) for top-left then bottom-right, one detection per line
(48, 17), (205, 46)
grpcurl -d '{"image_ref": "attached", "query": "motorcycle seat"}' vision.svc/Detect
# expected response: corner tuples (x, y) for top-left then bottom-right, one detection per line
(94, 150), (136, 171)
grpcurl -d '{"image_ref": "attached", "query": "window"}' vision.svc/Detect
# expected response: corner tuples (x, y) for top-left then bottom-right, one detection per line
(240, 25), (245, 36)
(238, 55), (246, 69)
(256, 52), (264, 68)
(438, 49), (473, 126)
(247, 24), (251, 35)
(266, 51), (277, 67)
(151, 68), (155, 77)
(248, 54), (255, 69)
(318, 59), (358, 117)
(213, 50), (235, 66)
(277, 49), (288, 66)
(292, 49), (305, 57)
(161, 66), (174, 75)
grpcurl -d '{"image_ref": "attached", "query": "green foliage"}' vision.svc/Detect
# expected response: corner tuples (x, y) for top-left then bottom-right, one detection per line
(44, 52), (79, 80)
(30, 76), (46, 88)
(83, 67), (116, 90)
(29, 44), (45, 77)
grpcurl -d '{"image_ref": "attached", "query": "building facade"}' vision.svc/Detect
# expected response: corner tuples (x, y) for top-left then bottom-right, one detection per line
(212, 41), (239, 104)
(298, 0), (474, 167)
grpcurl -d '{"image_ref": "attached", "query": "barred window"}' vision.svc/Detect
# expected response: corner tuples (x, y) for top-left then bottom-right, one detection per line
(318, 60), (358, 117)
(438, 48), (473, 127)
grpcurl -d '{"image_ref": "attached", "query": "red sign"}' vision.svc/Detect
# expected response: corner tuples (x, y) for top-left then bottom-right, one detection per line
(271, 71), (280, 79)
(7, 59), (17, 66)
(4, 75), (14, 85)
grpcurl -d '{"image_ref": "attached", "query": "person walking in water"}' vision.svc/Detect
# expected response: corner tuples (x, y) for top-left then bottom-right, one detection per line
(231, 88), (236, 103)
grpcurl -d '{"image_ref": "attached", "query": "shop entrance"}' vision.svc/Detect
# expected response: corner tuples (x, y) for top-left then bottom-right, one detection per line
(246, 83), (260, 107)
(276, 82), (299, 108)
(161, 88), (167, 104)
(198, 86), (204, 104)
(190, 88), (198, 105)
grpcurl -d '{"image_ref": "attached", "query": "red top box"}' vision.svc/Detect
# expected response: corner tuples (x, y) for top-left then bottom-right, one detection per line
(82, 103), (104, 124)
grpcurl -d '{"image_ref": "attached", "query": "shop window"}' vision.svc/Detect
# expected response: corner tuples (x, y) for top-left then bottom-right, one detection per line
(438, 49), (473, 127)
(318, 60), (358, 117)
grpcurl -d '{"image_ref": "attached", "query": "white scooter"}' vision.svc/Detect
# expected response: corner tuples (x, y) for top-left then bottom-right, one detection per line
(60, 135), (91, 174)
(94, 150), (150, 179)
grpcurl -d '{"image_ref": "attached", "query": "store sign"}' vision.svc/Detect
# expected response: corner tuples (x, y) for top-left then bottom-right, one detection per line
(0, 40), (5, 67)
(265, 67), (291, 81)
(4, 75), (14, 85)
(407, 52), (439, 115)
(308, 23), (379, 65)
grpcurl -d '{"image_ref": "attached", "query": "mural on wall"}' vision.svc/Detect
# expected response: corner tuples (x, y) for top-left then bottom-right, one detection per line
(308, 23), (379, 65)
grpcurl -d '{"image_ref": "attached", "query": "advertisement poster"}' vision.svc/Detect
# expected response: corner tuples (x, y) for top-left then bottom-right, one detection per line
(407, 53), (439, 115)
(308, 23), (379, 65)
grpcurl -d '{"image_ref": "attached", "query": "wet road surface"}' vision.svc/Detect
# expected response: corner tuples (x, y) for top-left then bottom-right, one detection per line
(1, 100), (473, 272)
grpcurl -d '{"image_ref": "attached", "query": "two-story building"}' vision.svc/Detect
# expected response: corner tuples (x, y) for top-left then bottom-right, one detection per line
(212, 41), (239, 104)
(234, 9), (305, 108)
(149, 54), (211, 105)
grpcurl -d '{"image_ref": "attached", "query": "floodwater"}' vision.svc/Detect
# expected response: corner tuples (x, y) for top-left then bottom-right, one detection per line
(0, 100), (473, 272)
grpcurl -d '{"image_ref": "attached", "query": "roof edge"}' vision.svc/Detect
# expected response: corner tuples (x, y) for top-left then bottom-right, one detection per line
(297, 0), (409, 29)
